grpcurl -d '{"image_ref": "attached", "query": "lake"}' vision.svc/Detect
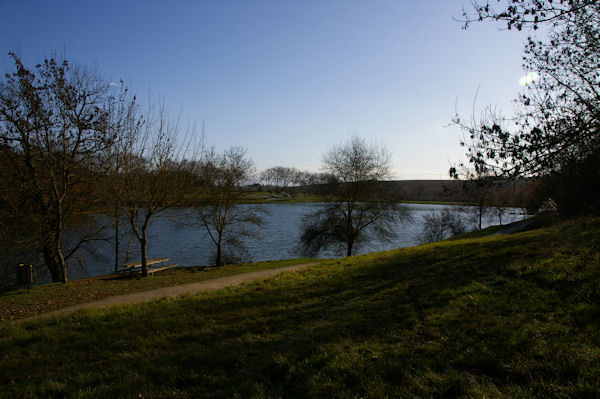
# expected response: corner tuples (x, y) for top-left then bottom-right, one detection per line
(42, 203), (525, 283)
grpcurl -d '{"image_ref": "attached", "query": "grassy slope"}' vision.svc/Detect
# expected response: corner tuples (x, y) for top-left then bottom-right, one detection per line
(1, 218), (600, 398)
(0, 258), (318, 322)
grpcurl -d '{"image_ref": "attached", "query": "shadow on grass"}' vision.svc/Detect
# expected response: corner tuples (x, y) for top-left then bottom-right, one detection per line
(1, 218), (599, 398)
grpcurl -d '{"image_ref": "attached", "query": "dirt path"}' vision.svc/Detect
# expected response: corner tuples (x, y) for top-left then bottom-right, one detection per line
(17, 263), (317, 323)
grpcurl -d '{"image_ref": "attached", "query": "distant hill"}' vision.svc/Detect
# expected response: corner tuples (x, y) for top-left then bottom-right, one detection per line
(377, 179), (533, 206)
(255, 179), (536, 207)
(380, 180), (467, 203)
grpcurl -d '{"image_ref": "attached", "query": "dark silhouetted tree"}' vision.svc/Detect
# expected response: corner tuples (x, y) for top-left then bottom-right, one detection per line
(0, 53), (132, 282)
(196, 147), (264, 266)
(299, 136), (411, 257)
(454, 1), (600, 215)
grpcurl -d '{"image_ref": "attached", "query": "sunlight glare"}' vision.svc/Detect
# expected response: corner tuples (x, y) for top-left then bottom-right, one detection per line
(518, 71), (539, 86)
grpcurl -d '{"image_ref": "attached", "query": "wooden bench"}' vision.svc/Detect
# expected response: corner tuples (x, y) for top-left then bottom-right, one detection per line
(120, 258), (177, 275)
(147, 263), (178, 275)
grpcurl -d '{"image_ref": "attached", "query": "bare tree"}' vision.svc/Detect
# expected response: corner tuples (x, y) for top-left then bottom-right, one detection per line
(299, 136), (411, 257)
(0, 53), (129, 282)
(455, 172), (497, 230)
(260, 166), (298, 193)
(418, 208), (467, 244)
(121, 101), (201, 277)
(101, 86), (141, 273)
(293, 170), (309, 187)
(197, 147), (264, 266)
(489, 180), (518, 225)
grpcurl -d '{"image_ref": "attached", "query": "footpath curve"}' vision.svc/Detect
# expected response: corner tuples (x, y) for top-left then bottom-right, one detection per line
(493, 217), (538, 235)
(17, 263), (317, 323)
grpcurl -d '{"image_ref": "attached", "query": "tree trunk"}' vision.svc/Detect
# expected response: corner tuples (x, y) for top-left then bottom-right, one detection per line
(57, 248), (67, 283)
(140, 236), (148, 277)
(43, 244), (62, 282)
(346, 240), (353, 257)
(114, 218), (120, 274)
(478, 202), (484, 230)
(216, 234), (222, 266)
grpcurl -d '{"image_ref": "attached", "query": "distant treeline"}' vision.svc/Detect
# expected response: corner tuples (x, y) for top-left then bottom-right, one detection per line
(251, 178), (538, 209)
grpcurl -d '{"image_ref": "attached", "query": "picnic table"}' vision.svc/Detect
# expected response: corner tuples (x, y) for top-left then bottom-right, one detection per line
(120, 258), (178, 275)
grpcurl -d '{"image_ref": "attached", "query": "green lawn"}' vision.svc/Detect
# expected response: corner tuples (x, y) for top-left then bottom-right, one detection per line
(1, 218), (599, 398)
(0, 258), (318, 322)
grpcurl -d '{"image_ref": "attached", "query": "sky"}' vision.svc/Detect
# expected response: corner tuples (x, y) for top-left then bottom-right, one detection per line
(0, 0), (532, 179)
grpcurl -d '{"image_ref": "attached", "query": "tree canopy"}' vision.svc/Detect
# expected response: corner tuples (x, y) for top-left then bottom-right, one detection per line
(0, 53), (133, 282)
(454, 0), (600, 214)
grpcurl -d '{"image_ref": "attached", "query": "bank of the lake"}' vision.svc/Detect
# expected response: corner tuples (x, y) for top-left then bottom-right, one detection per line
(1, 217), (598, 398)
(50, 202), (523, 284)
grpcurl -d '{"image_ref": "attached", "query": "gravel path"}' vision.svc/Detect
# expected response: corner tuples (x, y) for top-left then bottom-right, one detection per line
(17, 263), (317, 323)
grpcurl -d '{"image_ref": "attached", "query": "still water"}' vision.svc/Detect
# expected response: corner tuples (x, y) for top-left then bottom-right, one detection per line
(52, 203), (523, 282)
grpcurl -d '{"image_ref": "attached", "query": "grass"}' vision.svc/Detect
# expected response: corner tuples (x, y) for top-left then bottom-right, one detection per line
(238, 192), (335, 203)
(0, 258), (318, 322)
(1, 217), (599, 397)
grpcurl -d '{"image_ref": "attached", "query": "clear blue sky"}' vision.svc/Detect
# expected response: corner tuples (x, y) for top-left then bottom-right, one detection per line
(0, 0), (530, 179)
